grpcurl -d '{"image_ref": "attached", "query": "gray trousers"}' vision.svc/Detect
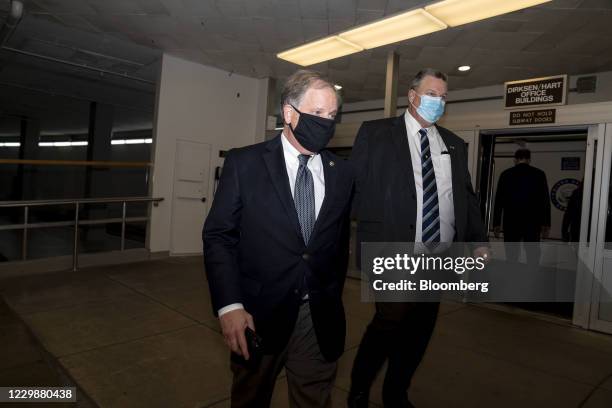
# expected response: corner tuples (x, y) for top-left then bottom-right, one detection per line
(230, 302), (337, 408)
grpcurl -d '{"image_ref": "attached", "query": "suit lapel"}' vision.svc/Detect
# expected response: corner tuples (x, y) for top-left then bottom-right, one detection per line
(310, 150), (338, 241)
(262, 135), (303, 241)
(391, 115), (417, 197)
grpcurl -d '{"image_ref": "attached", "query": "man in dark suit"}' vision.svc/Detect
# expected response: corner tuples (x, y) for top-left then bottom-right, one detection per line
(203, 70), (353, 408)
(493, 148), (551, 264)
(348, 69), (489, 408)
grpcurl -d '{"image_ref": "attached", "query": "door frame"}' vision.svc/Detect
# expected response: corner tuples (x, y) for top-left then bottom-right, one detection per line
(587, 123), (612, 332)
(470, 124), (609, 331)
(573, 124), (606, 328)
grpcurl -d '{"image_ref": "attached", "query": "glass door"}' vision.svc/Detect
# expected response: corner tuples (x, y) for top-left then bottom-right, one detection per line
(587, 123), (612, 333)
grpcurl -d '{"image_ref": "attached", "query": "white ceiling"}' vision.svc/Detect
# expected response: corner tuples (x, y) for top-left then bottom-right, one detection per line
(2, 0), (612, 103)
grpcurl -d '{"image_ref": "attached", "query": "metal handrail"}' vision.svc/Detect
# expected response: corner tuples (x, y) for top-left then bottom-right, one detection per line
(0, 197), (163, 271)
(0, 197), (162, 207)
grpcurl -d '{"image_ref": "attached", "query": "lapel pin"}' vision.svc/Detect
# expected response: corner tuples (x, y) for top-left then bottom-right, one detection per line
(449, 145), (455, 150)
(329, 161), (335, 167)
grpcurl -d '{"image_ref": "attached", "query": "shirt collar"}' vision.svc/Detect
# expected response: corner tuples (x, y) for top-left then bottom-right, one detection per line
(281, 133), (315, 162)
(404, 110), (434, 138)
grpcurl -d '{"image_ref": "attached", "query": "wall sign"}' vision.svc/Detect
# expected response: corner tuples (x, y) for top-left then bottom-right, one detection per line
(509, 109), (556, 126)
(561, 157), (580, 171)
(505, 75), (567, 109)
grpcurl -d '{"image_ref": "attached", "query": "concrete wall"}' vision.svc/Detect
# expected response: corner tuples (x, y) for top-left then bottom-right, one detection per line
(149, 53), (267, 253)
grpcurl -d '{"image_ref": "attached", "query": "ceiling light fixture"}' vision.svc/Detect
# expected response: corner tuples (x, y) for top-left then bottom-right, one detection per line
(425, 0), (552, 28)
(277, 0), (551, 66)
(334, 84), (343, 90)
(339, 9), (447, 50)
(457, 65), (471, 72)
(277, 36), (363, 67)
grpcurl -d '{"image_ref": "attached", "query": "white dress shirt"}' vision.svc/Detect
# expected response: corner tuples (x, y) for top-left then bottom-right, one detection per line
(218, 133), (326, 316)
(281, 133), (326, 218)
(404, 111), (456, 249)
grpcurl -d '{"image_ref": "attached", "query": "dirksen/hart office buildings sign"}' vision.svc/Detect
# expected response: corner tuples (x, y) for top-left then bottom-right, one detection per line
(504, 75), (567, 109)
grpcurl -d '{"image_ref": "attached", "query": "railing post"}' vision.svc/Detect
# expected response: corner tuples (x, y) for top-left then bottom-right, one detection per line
(73, 202), (80, 271)
(22, 206), (28, 261)
(121, 201), (127, 251)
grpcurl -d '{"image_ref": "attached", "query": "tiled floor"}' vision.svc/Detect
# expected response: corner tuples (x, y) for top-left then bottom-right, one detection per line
(1, 256), (611, 408)
(0, 296), (96, 408)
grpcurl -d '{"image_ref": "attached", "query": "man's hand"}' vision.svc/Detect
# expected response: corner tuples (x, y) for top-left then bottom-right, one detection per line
(493, 226), (501, 239)
(541, 226), (550, 239)
(473, 246), (491, 264)
(219, 309), (255, 360)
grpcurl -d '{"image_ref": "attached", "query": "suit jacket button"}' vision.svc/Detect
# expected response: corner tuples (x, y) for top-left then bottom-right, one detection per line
(302, 253), (310, 261)
(410, 224), (415, 229)
(411, 194), (416, 200)
(294, 289), (299, 294)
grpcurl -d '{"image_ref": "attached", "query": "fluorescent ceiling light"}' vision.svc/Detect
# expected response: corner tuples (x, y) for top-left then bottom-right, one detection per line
(340, 9), (447, 49)
(35, 139), (152, 147)
(458, 65), (471, 71)
(39, 141), (88, 147)
(112, 139), (151, 145)
(334, 84), (343, 90)
(0, 142), (20, 147)
(276, 0), (549, 65)
(277, 36), (363, 66)
(426, 0), (552, 27)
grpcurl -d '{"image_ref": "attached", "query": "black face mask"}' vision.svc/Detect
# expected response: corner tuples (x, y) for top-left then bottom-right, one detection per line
(287, 104), (336, 153)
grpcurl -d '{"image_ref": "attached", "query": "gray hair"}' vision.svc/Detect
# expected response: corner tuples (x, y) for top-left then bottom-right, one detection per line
(280, 70), (340, 111)
(410, 68), (448, 90)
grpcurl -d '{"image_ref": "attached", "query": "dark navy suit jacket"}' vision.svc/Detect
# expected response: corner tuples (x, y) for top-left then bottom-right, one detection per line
(203, 134), (353, 361)
(350, 116), (488, 247)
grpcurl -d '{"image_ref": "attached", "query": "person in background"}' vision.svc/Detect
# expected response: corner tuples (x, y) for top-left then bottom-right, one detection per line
(203, 70), (353, 407)
(493, 148), (551, 265)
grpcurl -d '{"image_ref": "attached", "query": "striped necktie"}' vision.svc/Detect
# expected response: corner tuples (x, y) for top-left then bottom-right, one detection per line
(295, 154), (315, 245)
(419, 128), (441, 244)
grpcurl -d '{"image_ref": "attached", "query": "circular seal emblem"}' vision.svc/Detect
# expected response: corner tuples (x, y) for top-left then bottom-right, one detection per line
(550, 178), (580, 211)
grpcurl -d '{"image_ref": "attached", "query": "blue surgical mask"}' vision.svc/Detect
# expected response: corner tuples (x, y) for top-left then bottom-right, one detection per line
(414, 94), (445, 124)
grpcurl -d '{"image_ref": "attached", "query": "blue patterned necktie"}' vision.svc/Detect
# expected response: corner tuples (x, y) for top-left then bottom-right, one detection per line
(295, 154), (315, 245)
(420, 129), (441, 244)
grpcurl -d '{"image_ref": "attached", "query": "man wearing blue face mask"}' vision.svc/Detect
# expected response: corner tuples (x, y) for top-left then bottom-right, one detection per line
(348, 69), (489, 408)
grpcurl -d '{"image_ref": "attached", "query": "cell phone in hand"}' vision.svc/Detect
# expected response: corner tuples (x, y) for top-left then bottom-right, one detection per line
(244, 327), (263, 360)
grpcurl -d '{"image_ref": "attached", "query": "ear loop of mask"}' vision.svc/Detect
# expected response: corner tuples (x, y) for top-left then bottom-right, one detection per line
(409, 90), (418, 110)
(284, 104), (299, 128)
